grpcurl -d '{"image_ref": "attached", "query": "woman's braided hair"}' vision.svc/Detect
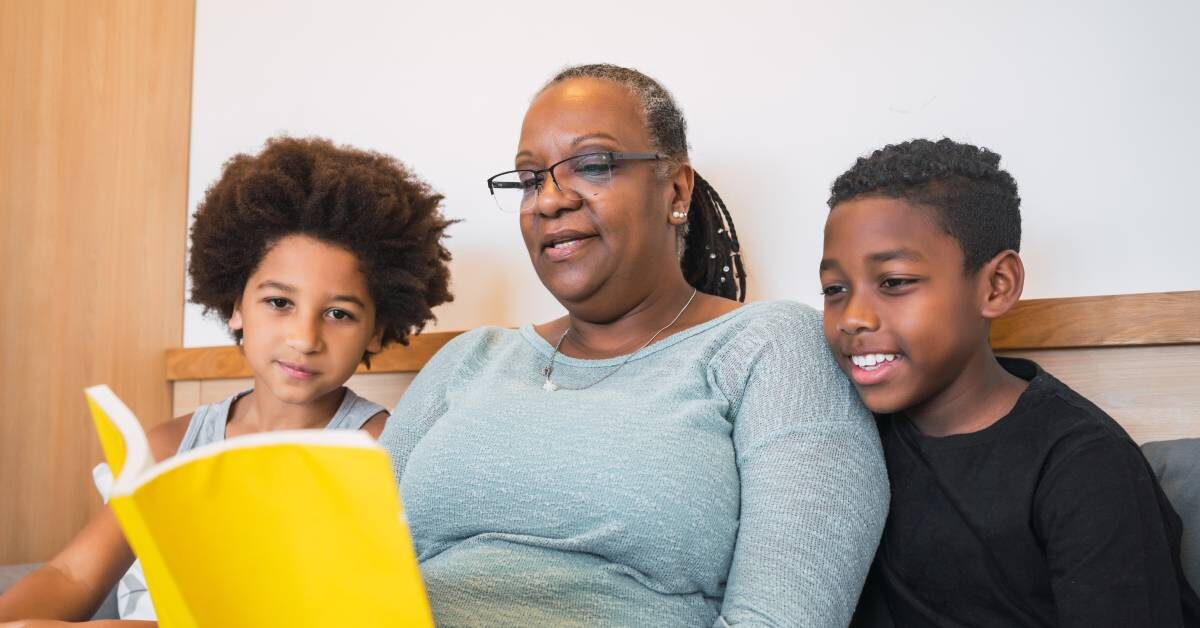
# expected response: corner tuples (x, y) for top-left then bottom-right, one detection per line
(544, 64), (746, 301)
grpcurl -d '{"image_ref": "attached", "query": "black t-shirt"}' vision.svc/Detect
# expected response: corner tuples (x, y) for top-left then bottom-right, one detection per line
(855, 358), (1200, 627)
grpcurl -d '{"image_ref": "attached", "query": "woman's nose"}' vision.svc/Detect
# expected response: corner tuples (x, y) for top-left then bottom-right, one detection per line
(529, 174), (583, 218)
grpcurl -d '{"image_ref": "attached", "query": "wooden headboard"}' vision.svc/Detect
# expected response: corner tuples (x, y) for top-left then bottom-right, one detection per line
(166, 291), (1199, 443)
(991, 291), (1199, 443)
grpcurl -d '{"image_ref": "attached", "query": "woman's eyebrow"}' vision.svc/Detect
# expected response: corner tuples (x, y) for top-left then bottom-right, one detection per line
(515, 132), (623, 164)
(570, 132), (620, 147)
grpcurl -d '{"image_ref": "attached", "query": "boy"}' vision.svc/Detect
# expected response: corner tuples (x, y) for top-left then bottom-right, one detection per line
(819, 138), (1199, 626)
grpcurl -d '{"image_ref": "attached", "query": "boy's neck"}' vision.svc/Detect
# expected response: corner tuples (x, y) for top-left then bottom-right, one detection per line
(228, 385), (346, 435)
(906, 346), (1029, 437)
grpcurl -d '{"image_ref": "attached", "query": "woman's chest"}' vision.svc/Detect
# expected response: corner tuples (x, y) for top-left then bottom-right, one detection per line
(400, 370), (742, 579)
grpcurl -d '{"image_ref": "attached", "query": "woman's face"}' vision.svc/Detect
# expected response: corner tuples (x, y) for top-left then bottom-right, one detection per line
(516, 78), (687, 315)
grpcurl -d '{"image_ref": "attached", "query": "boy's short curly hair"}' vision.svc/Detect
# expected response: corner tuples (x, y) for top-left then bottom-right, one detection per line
(828, 137), (1021, 272)
(189, 136), (455, 355)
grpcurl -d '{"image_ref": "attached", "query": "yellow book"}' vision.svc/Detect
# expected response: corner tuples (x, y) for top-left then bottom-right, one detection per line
(84, 385), (433, 628)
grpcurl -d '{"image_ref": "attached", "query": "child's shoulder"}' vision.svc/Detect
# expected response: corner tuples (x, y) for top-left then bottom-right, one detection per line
(1006, 359), (1148, 483)
(1013, 358), (1135, 447)
(147, 413), (194, 462)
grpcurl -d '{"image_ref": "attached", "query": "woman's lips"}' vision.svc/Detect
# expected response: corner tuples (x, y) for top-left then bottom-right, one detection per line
(542, 235), (597, 261)
(276, 360), (317, 380)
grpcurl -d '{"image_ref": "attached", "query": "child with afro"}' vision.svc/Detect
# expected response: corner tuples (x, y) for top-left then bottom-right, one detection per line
(818, 138), (1199, 627)
(0, 136), (454, 625)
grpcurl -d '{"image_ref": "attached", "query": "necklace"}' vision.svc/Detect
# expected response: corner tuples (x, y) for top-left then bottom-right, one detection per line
(541, 288), (699, 392)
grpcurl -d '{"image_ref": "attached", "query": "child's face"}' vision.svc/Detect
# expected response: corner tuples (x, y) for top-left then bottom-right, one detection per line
(819, 196), (988, 415)
(230, 234), (382, 406)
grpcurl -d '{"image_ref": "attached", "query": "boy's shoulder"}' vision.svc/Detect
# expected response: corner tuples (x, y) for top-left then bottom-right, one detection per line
(878, 357), (1142, 474)
(1003, 357), (1138, 453)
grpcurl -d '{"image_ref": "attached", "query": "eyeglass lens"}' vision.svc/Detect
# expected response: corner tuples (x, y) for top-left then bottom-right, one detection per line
(490, 153), (614, 213)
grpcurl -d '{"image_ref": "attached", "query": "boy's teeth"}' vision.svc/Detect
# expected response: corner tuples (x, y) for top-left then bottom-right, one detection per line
(851, 353), (898, 369)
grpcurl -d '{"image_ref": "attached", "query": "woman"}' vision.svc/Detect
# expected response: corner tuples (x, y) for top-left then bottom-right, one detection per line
(381, 64), (888, 626)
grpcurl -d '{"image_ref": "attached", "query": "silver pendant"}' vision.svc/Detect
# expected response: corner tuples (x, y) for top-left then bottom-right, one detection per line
(542, 379), (559, 392)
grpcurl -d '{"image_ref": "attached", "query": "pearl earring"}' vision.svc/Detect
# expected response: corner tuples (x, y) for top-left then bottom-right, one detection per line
(671, 211), (686, 220)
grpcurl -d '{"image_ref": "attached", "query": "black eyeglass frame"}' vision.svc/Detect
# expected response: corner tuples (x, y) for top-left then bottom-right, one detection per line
(486, 151), (668, 203)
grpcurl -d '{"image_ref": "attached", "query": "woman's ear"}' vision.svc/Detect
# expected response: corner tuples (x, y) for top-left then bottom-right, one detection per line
(978, 250), (1025, 320)
(668, 162), (695, 225)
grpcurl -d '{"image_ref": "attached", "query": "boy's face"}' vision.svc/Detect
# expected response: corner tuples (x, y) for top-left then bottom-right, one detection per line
(230, 234), (383, 406)
(819, 196), (988, 415)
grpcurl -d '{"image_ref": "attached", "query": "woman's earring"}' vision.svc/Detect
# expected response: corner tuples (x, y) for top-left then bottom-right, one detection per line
(671, 211), (687, 220)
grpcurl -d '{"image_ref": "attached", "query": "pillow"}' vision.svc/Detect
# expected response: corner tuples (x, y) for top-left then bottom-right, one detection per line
(0, 563), (118, 619)
(1142, 438), (1200, 593)
(0, 563), (39, 596)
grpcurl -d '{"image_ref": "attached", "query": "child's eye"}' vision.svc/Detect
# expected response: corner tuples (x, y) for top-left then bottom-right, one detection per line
(820, 285), (847, 297)
(880, 277), (918, 290)
(326, 308), (355, 321)
(265, 297), (291, 310)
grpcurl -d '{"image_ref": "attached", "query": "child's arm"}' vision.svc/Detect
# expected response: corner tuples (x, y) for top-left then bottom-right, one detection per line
(0, 621), (156, 627)
(0, 417), (190, 623)
(1037, 435), (1192, 627)
(0, 508), (135, 621)
(361, 411), (388, 439)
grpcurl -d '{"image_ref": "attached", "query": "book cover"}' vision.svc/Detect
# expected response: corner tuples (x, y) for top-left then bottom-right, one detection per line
(84, 385), (433, 628)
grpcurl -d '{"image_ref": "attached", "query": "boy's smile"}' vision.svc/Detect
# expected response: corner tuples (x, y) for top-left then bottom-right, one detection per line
(819, 196), (990, 418)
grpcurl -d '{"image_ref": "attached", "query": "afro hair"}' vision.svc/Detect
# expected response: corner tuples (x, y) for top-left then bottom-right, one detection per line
(188, 136), (455, 358)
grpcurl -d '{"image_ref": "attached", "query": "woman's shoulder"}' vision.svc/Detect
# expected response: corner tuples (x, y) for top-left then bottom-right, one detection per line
(706, 299), (847, 389)
(735, 299), (821, 326)
(415, 325), (525, 377)
(431, 325), (522, 358)
(717, 299), (826, 351)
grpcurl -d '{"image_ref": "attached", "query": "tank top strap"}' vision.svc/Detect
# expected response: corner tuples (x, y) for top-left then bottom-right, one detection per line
(326, 387), (387, 430)
(175, 389), (251, 454)
(176, 388), (380, 455)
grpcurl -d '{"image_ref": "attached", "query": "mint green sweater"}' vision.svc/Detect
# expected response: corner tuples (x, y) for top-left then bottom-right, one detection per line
(381, 300), (888, 626)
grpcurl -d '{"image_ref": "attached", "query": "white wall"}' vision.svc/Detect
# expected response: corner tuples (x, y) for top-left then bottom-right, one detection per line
(184, 0), (1200, 347)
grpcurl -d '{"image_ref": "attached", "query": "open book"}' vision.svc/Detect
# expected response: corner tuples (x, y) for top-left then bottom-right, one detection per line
(84, 385), (433, 628)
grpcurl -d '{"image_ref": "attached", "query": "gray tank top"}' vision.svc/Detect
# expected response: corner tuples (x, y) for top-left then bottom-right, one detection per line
(176, 387), (386, 454)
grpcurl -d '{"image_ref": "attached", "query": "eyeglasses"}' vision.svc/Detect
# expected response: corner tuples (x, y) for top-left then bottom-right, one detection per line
(486, 151), (666, 214)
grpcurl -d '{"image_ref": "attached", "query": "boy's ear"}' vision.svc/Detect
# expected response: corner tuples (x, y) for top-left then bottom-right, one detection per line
(978, 250), (1025, 320)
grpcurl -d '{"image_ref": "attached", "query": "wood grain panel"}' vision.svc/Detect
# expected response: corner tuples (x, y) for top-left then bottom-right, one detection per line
(165, 331), (463, 380)
(173, 372), (417, 417)
(0, 0), (194, 563)
(991, 291), (1200, 350)
(999, 345), (1200, 444)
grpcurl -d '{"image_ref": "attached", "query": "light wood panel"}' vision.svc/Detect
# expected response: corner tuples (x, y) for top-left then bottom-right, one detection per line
(165, 331), (462, 380)
(173, 373), (418, 418)
(0, 0), (195, 563)
(165, 291), (1200, 445)
(998, 345), (1200, 444)
(991, 290), (1200, 350)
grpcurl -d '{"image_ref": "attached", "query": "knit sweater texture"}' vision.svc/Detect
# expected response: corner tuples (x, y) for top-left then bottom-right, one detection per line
(380, 300), (888, 627)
